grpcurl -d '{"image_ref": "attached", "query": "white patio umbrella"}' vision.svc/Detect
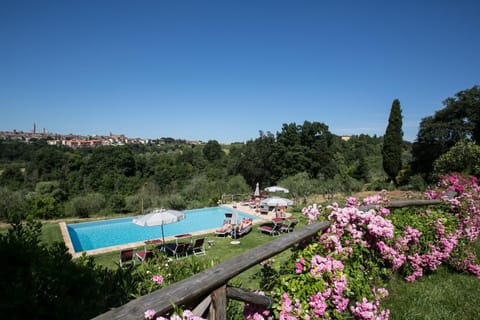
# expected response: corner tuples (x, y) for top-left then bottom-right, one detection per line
(264, 186), (289, 193)
(132, 208), (185, 247)
(260, 197), (293, 207)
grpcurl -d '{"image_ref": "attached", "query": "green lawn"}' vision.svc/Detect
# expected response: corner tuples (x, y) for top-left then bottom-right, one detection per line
(385, 267), (480, 319)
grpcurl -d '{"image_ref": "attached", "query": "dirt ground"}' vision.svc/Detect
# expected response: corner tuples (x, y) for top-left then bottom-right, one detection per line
(307, 189), (423, 205)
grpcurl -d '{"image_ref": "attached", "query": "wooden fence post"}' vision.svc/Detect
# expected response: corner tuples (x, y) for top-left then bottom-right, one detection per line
(209, 286), (227, 320)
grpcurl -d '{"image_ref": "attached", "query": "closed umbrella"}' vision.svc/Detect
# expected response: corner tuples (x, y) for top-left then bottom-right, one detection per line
(132, 208), (185, 247)
(264, 186), (289, 193)
(260, 197), (293, 207)
(231, 203), (240, 244)
(254, 182), (260, 197)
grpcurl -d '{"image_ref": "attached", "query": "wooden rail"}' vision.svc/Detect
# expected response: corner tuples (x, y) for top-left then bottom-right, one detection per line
(93, 221), (330, 319)
(93, 198), (445, 319)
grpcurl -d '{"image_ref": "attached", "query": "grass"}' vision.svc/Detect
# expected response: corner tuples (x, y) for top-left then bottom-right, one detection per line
(384, 267), (480, 319)
(40, 222), (63, 243)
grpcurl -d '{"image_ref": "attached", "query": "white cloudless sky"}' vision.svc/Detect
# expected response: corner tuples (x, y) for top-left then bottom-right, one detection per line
(1, 0), (479, 143)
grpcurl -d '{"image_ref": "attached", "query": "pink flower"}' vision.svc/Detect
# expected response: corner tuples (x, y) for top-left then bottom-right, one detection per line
(350, 289), (390, 320)
(468, 264), (480, 277)
(308, 292), (328, 317)
(152, 275), (164, 284)
(144, 309), (156, 320)
(295, 262), (303, 274)
(243, 291), (271, 319)
(366, 214), (394, 239)
(379, 207), (390, 216)
(347, 197), (359, 207)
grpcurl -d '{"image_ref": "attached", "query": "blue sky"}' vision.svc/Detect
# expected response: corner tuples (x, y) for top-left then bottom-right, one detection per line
(1, 0), (479, 143)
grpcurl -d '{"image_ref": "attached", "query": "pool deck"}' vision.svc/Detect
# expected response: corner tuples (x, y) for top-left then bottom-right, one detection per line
(60, 203), (288, 258)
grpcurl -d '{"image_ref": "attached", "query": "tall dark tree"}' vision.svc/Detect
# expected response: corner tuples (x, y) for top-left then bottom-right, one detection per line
(382, 99), (403, 183)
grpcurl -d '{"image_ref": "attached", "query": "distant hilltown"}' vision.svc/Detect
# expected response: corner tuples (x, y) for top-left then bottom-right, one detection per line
(0, 123), (204, 148)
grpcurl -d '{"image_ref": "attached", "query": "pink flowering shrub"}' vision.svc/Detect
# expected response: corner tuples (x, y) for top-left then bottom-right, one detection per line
(350, 288), (390, 320)
(249, 174), (480, 320)
(273, 252), (351, 319)
(422, 174), (480, 273)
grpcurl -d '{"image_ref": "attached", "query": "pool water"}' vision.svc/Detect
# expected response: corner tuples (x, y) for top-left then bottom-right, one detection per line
(67, 207), (257, 253)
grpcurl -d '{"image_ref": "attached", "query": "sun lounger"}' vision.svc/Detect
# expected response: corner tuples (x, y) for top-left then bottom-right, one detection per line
(136, 248), (154, 263)
(258, 223), (280, 236)
(279, 218), (298, 233)
(189, 237), (206, 256)
(231, 218), (253, 238)
(165, 242), (189, 260)
(119, 248), (136, 267)
(215, 221), (232, 237)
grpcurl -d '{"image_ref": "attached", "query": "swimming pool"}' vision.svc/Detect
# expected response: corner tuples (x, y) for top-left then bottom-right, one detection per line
(67, 207), (258, 253)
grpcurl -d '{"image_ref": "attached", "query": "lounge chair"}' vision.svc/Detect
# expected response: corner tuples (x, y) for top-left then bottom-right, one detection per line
(119, 248), (136, 267)
(258, 223), (280, 236)
(165, 242), (188, 260)
(280, 218), (298, 233)
(224, 213), (233, 223)
(234, 218), (253, 238)
(189, 237), (206, 256)
(215, 222), (232, 237)
(240, 199), (254, 207)
(136, 248), (154, 263)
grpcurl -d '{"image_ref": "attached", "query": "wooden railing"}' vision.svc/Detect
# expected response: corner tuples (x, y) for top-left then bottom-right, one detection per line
(93, 199), (444, 319)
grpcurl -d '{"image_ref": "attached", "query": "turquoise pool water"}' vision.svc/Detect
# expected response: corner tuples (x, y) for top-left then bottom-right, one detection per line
(67, 207), (257, 253)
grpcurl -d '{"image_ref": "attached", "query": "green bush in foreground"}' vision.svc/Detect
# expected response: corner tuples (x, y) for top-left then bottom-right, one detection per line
(0, 219), (132, 319)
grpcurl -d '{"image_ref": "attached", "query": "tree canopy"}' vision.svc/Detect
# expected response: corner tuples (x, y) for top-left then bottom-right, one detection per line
(412, 85), (480, 177)
(0, 121), (390, 221)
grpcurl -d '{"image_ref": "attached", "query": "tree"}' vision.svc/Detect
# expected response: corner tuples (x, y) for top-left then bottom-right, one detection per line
(0, 187), (26, 221)
(237, 132), (276, 186)
(432, 140), (480, 178)
(202, 140), (224, 161)
(382, 99), (403, 183)
(0, 166), (25, 189)
(412, 85), (480, 177)
(272, 121), (339, 180)
(65, 193), (106, 218)
(278, 172), (316, 205)
(28, 196), (60, 219)
(352, 150), (370, 182)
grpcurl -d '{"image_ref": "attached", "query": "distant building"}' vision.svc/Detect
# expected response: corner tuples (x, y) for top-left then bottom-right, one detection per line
(0, 126), (203, 148)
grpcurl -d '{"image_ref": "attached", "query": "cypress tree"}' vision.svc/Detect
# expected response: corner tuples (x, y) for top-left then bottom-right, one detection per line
(382, 99), (403, 184)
